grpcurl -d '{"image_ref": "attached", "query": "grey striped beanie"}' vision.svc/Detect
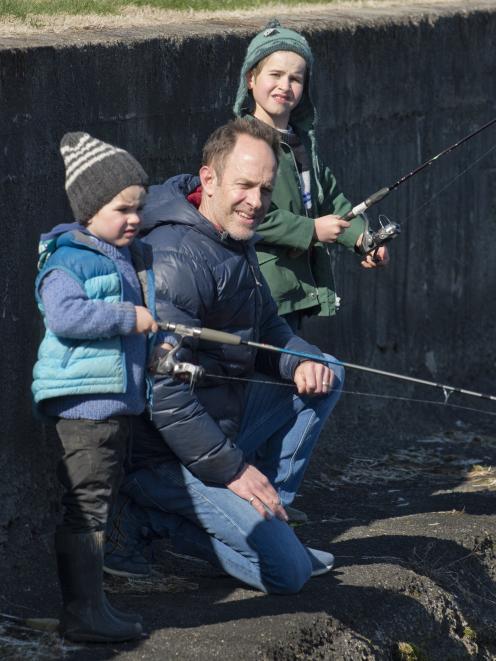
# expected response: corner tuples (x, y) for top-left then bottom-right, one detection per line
(60, 132), (148, 221)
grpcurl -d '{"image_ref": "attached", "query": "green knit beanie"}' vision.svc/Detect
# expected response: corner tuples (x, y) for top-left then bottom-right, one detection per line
(233, 19), (314, 120)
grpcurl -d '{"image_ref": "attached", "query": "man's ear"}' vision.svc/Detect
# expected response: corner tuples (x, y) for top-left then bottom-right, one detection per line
(199, 164), (217, 196)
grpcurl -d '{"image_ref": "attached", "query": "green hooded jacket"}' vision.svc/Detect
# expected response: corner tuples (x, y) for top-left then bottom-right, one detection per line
(233, 20), (364, 317)
(255, 131), (364, 317)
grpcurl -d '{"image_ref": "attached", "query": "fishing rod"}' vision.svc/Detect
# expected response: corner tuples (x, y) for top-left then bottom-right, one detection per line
(348, 116), (496, 254)
(157, 321), (496, 404)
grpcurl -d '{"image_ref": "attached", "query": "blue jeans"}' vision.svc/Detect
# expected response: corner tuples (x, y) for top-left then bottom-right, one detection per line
(114, 357), (344, 593)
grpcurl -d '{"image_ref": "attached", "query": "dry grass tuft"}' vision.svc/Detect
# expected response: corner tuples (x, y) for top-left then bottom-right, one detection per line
(104, 567), (199, 594)
(307, 433), (496, 490)
(0, 615), (80, 660)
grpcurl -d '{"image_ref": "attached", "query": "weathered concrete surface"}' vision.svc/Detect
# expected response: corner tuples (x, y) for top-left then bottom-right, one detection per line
(1, 2), (495, 658)
(2, 419), (496, 659)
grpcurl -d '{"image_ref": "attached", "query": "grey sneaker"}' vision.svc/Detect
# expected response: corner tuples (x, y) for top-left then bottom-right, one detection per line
(104, 495), (152, 578)
(103, 550), (151, 578)
(307, 547), (335, 577)
(285, 505), (309, 524)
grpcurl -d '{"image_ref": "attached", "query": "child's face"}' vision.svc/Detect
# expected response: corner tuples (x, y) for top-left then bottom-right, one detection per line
(247, 51), (307, 130)
(86, 185), (146, 247)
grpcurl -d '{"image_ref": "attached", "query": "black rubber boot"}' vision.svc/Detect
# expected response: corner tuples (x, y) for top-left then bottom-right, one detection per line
(55, 530), (143, 642)
(103, 593), (143, 625)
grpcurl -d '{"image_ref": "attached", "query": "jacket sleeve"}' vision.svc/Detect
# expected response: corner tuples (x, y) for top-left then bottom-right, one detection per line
(152, 376), (244, 483)
(149, 241), (244, 484)
(255, 206), (316, 251)
(320, 165), (365, 251)
(255, 156), (365, 252)
(39, 269), (136, 338)
(255, 277), (325, 380)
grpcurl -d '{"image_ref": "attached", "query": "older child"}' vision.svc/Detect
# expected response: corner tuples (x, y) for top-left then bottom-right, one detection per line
(32, 132), (157, 642)
(233, 20), (388, 331)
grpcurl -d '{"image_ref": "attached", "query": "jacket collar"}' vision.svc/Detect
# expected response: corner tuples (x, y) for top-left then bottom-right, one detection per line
(141, 173), (260, 251)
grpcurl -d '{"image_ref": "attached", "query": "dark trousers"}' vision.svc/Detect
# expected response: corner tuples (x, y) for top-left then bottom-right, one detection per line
(56, 417), (132, 533)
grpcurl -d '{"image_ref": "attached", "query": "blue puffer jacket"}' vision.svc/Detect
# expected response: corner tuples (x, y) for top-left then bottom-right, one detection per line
(139, 174), (324, 484)
(32, 227), (155, 408)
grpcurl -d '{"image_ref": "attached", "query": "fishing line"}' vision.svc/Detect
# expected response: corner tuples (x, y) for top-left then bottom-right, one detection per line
(332, 140), (496, 308)
(338, 389), (496, 417)
(202, 373), (496, 418)
(402, 141), (496, 224)
(157, 321), (496, 404)
(343, 117), (496, 253)
(345, 116), (496, 221)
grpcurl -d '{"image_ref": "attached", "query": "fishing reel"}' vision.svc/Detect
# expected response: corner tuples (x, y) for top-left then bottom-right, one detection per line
(155, 339), (204, 392)
(359, 212), (401, 257)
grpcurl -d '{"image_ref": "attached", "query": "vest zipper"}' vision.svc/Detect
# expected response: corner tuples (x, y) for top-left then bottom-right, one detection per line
(61, 345), (76, 368)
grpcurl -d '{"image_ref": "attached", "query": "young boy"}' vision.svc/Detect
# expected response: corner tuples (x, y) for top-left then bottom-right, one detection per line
(32, 132), (157, 643)
(233, 20), (388, 332)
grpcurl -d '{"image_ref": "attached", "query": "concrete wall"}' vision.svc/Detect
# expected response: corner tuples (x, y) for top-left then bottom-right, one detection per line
(1, 2), (495, 599)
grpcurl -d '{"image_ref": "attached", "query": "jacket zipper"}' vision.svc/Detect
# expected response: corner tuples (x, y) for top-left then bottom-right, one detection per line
(281, 139), (310, 220)
(281, 139), (319, 296)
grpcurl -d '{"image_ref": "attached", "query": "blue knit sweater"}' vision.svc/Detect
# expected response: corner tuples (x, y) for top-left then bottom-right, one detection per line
(39, 234), (148, 420)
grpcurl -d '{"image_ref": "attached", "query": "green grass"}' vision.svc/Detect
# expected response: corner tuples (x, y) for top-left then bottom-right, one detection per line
(0, 0), (343, 19)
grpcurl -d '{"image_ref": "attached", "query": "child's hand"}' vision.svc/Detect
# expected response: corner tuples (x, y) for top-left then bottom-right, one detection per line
(314, 214), (351, 243)
(134, 306), (158, 334)
(359, 245), (389, 269)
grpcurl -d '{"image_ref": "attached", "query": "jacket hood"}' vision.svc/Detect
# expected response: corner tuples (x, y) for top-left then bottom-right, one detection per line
(37, 223), (91, 271)
(232, 22), (324, 204)
(233, 22), (317, 135)
(40, 221), (84, 242)
(141, 174), (200, 232)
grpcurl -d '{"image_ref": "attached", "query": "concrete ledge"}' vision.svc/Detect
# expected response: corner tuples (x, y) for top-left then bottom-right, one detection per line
(1, 1), (495, 48)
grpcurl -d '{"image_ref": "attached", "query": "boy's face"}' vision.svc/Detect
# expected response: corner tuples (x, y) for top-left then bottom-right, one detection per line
(86, 185), (146, 247)
(247, 51), (307, 130)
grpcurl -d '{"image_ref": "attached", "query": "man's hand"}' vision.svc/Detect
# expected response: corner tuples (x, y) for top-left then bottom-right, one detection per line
(314, 214), (351, 243)
(149, 342), (174, 373)
(135, 306), (159, 334)
(294, 360), (334, 396)
(226, 464), (288, 521)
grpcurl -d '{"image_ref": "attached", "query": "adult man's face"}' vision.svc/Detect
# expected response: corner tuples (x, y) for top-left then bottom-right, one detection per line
(199, 134), (277, 241)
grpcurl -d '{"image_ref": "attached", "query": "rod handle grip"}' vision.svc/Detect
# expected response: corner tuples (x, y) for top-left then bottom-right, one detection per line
(344, 187), (391, 220)
(199, 327), (242, 345)
(158, 321), (242, 345)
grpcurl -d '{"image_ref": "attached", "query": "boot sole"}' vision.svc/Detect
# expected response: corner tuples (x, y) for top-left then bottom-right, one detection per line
(103, 565), (151, 579)
(62, 629), (143, 643)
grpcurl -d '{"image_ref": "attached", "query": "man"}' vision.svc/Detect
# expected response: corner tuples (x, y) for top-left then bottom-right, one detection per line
(105, 118), (344, 594)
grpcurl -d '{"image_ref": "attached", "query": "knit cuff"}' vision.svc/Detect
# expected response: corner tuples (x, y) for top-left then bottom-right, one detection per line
(119, 302), (137, 335)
